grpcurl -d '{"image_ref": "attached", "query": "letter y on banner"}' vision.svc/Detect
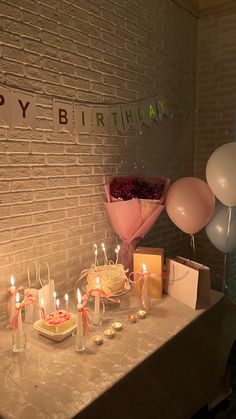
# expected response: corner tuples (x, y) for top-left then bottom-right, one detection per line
(155, 97), (170, 120)
(53, 99), (74, 133)
(11, 90), (36, 129)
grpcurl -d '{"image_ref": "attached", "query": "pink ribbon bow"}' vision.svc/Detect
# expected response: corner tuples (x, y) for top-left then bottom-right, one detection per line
(77, 303), (92, 336)
(86, 288), (120, 313)
(128, 269), (165, 297)
(7, 286), (23, 315)
(10, 291), (39, 330)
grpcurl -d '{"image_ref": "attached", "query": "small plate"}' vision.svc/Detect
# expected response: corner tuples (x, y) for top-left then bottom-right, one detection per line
(33, 314), (77, 342)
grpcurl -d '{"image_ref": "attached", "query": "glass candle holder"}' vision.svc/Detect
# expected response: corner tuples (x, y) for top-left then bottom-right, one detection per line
(141, 278), (151, 311)
(12, 331), (26, 353)
(93, 289), (103, 326)
(74, 332), (85, 352)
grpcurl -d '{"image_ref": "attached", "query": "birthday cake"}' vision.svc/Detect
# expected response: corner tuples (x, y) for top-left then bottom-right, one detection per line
(86, 264), (129, 296)
(39, 310), (76, 334)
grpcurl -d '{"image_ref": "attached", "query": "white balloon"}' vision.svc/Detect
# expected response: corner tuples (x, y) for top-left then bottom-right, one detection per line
(206, 204), (236, 253)
(206, 142), (236, 206)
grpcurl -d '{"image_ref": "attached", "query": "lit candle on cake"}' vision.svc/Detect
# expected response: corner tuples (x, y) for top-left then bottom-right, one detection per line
(15, 292), (23, 338)
(53, 291), (57, 310)
(141, 263), (151, 311)
(65, 293), (69, 312)
(9, 275), (16, 326)
(93, 276), (101, 326)
(101, 242), (108, 265)
(40, 298), (46, 321)
(76, 288), (85, 352)
(94, 244), (98, 266)
(115, 244), (120, 264)
(56, 298), (60, 311)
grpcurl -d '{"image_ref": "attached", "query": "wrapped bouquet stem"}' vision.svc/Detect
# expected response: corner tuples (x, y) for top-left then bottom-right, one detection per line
(104, 176), (169, 272)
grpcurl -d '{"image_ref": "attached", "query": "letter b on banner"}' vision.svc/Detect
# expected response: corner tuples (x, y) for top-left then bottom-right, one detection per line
(53, 100), (74, 133)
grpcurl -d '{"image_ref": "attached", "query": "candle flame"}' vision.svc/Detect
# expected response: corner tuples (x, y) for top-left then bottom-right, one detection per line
(77, 288), (81, 304)
(101, 242), (105, 250)
(142, 263), (147, 273)
(65, 293), (69, 302)
(16, 292), (20, 304)
(41, 298), (44, 307)
(53, 291), (56, 299)
(95, 249), (98, 256)
(96, 276), (100, 287)
(56, 298), (60, 309)
(10, 275), (15, 287)
(94, 243), (97, 249)
(117, 244), (120, 251)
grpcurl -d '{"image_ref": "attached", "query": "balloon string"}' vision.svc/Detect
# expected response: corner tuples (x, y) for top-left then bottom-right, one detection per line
(222, 206), (232, 292)
(190, 234), (196, 260)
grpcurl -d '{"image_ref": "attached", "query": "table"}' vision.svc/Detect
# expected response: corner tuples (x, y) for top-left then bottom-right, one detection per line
(0, 291), (236, 419)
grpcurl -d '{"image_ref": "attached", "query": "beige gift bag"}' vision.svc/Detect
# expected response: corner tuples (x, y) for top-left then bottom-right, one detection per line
(165, 257), (211, 309)
(38, 262), (55, 315)
(24, 262), (41, 324)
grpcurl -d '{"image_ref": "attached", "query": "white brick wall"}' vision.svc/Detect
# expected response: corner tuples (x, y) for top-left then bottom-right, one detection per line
(0, 0), (197, 322)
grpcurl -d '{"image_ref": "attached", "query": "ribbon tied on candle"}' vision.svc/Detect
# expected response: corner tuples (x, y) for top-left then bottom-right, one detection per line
(10, 291), (39, 329)
(77, 294), (92, 336)
(86, 288), (120, 314)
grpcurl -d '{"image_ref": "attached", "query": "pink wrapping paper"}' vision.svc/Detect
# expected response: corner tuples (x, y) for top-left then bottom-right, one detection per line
(104, 176), (169, 272)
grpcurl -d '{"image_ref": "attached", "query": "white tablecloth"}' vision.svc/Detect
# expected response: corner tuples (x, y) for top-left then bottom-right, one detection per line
(0, 290), (236, 419)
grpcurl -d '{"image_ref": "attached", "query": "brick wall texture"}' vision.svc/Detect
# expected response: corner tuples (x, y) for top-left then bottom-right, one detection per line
(0, 0), (198, 322)
(195, 3), (236, 295)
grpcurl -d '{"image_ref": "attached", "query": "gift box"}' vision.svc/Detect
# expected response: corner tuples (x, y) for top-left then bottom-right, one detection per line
(133, 247), (164, 298)
(164, 256), (211, 309)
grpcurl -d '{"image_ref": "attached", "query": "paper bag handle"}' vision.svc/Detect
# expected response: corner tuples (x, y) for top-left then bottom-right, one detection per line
(38, 261), (51, 286)
(27, 261), (40, 287)
(169, 265), (190, 285)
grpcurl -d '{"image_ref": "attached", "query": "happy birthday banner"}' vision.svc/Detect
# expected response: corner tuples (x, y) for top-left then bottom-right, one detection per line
(0, 85), (170, 135)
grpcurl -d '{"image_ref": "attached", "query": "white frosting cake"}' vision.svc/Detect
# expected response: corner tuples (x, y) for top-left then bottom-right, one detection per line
(39, 310), (76, 334)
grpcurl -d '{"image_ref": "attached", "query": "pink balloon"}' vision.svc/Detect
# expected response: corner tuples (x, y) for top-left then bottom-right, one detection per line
(166, 177), (215, 234)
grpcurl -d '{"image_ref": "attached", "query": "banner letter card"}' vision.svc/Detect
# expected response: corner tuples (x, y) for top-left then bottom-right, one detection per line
(0, 86), (11, 127)
(11, 90), (36, 129)
(53, 99), (74, 133)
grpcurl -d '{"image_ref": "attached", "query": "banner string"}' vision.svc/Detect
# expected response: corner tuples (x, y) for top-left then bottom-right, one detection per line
(0, 82), (169, 109)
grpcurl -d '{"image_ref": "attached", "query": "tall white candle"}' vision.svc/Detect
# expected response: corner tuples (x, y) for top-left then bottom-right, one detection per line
(76, 289), (84, 351)
(115, 244), (120, 264)
(141, 263), (151, 311)
(94, 244), (98, 266)
(93, 276), (101, 326)
(15, 292), (23, 337)
(101, 242), (108, 265)
(9, 275), (16, 325)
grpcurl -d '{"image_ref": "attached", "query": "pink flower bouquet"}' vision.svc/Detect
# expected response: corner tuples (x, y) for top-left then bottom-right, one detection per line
(104, 176), (170, 272)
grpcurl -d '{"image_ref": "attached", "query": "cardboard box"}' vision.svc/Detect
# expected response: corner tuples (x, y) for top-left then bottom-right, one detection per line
(133, 247), (164, 298)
